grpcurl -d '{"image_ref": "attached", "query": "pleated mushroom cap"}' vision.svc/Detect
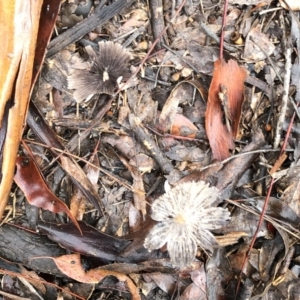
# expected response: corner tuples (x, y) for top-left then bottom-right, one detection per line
(68, 41), (131, 102)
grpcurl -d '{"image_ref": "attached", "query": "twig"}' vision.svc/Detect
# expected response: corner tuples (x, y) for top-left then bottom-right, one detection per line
(121, 26), (147, 48)
(290, 96), (300, 120)
(95, 0), (109, 12)
(149, 0), (165, 49)
(259, 7), (282, 15)
(199, 0), (204, 15)
(274, 44), (292, 148)
(143, 75), (172, 86)
(144, 124), (206, 142)
(219, 0), (229, 60)
(153, 53), (168, 88)
(128, 114), (174, 175)
(198, 147), (293, 173)
(245, 75), (271, 98)
(171, 0), (176, 18)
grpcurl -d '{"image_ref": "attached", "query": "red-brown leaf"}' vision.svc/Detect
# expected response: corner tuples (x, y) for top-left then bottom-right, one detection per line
(14, 156), (81, 234)
(205, 59), (246, 161)
(51, 254), (141, 299)
(171, 114), (198, 138)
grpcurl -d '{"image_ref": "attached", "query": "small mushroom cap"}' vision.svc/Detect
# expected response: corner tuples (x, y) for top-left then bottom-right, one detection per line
(68, 41), (131, 102)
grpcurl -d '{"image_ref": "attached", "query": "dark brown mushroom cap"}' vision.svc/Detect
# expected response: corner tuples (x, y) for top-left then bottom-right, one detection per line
(68, 41), (131, 102)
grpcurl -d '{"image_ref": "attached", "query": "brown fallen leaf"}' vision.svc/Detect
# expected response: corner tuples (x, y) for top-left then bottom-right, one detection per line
(205, 59), (246, 160)
(170, 114), (198, 138)
(51, 253), (141, 300)
(37, 221), (131, 263)
(158, 80), (207, 135)
(14, 156), (81, 234)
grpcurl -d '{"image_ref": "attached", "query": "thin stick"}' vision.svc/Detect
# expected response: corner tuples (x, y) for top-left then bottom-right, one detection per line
(219, 0), (229, 60)
(198, 147), (293, 172)
(274, 45), (292, 148)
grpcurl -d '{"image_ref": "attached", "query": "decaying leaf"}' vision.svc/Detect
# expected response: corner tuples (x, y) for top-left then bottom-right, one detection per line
(118, 155), (147, 219)
(170, 114), (198, 138)
(122, 8), (148, 31)
(38, 220), (164, 265)
(19, 265), (46, 295)
(244, 25), (275, 62)
(51, 253), (141, 300)
(59, 155), (104, 214)
(205, 59), (246, 160)
(70, 150), (100, 220)
(159, 80), (207, 135)
(206, 249), (232, 299)
(147, 273), (176, 294)
(37, 221), (131, 262)
(14, 156), (81, 233)
(129, 153), (154, 173)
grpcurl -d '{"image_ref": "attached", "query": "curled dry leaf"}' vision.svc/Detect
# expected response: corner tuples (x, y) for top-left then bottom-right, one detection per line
(59, 155), (104, 214)
(14, 156), (81, 234)
(205, 59), (246, 161)
(70, 150), (100, 220)
(119, 156), (146, 218)
(37, 221), (131, 262)
(170, 114), (198, 138)
(51, 253), (141, 300)
(158, 80), (207, 136)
